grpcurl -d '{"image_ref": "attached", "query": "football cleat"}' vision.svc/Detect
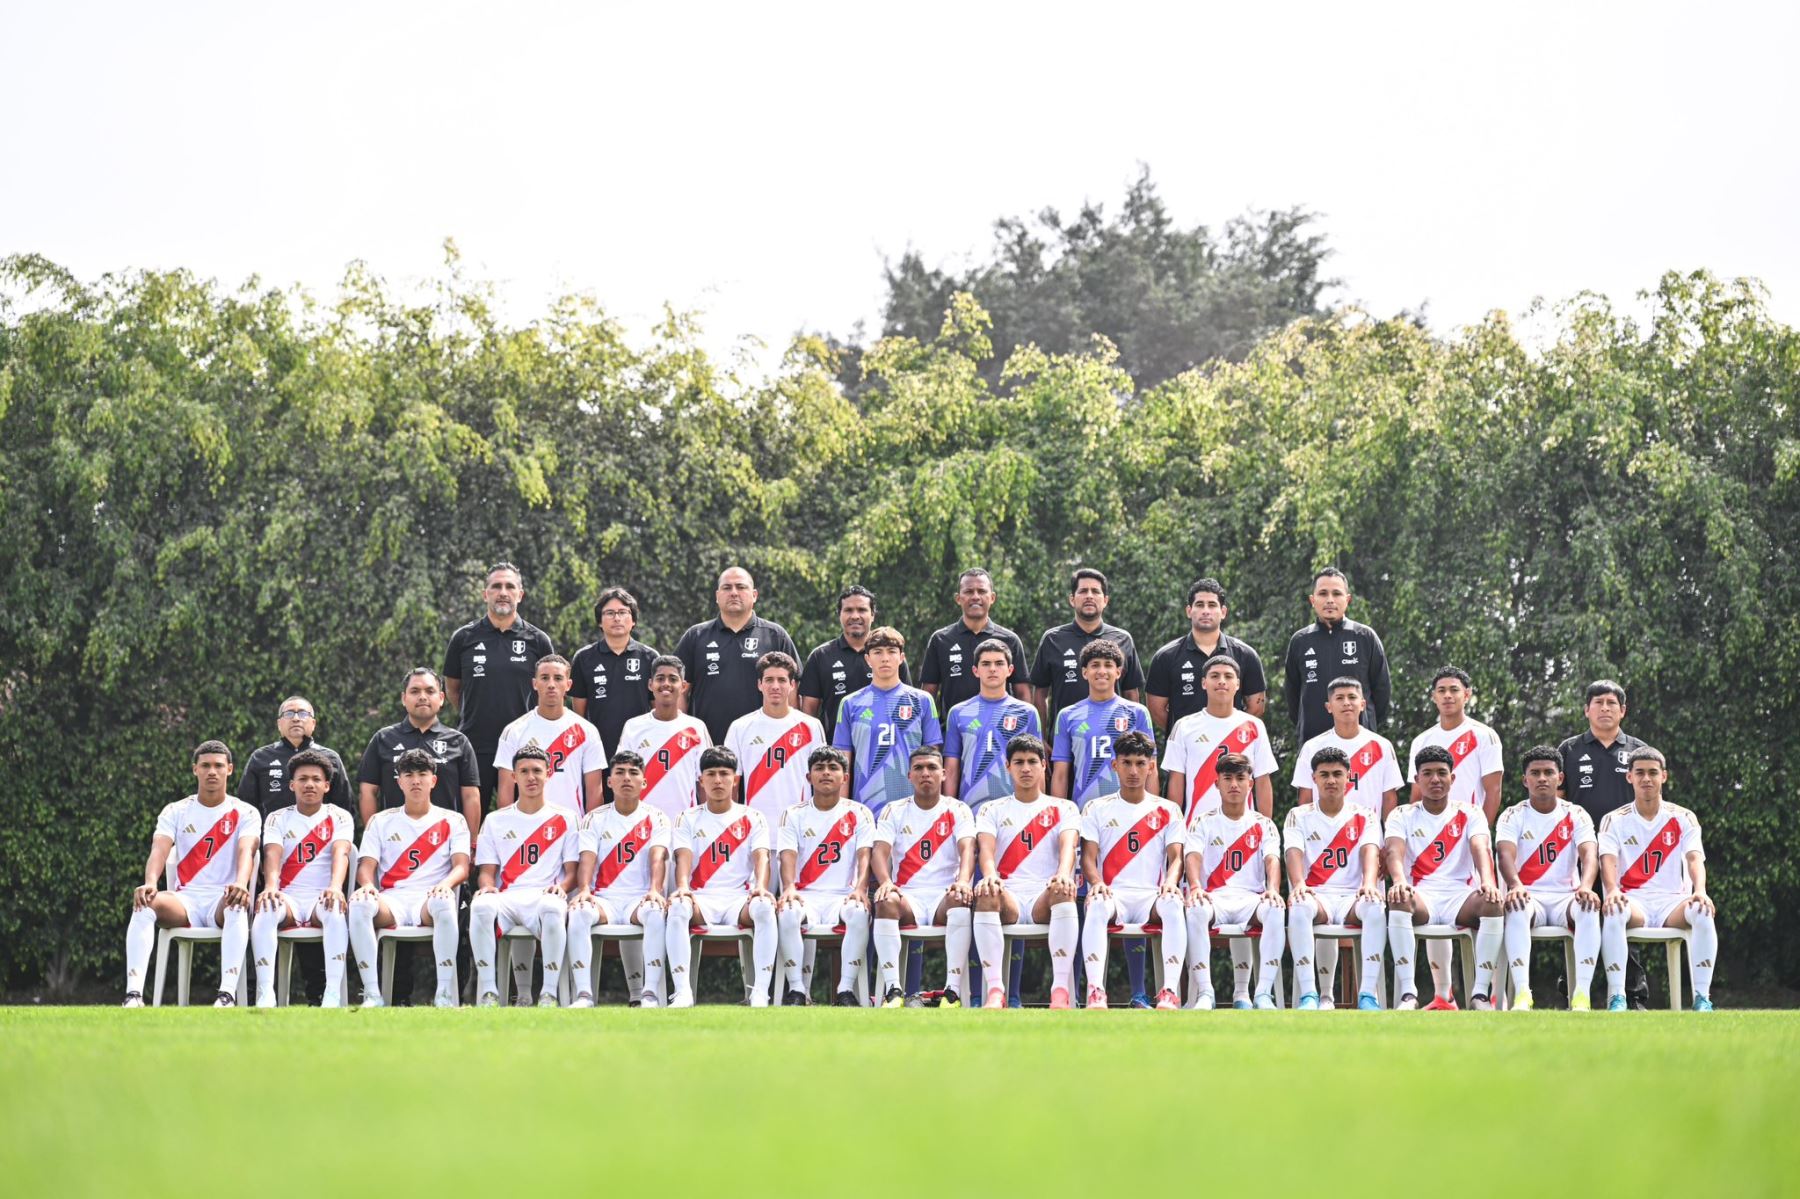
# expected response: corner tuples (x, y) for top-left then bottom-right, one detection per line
(1154, 988), (1180, 1011)
(1423, 995), (1459, 1011)
(785, 989), (813, 1007)
(748, 990), (770, 1008)
(477, 992), (501, 1008)
(881, 985), (905, 1009)
(1357, 992), (1382, 1012)
(1048, 986), (1072, 1010)
(628, 998), (642, 1008)
(254, 990), (277, 1010)
(213, 991), (237, 1008)
(1569, 992), (1591, 1011)
(1396, 994), (1420, 1011)
(569, 993), (595, 1009)
(835, 990), (863, 1007)
(434, 990), (459, 1009)
(1513, 989), (1535, 1011)
(669, 991), (696, 1008)
(1086, 986), (1109, 1010)
(983, 986), (1007, 1010)
(1232, 998), (1254, 1010)
(1297, 992), (1320, 1011)
(320, 992), (342, 1009)
(940, 989), (962, 1009)
(536, 993), (558, 1008)
(121, 992), (145, 1008)
(1187, 991), (1216, 1011)
(1253, 993), (1278, 1010)
(1693, 995), (1715, 1012)
(1318, 994), (1336, 1011)
(1607, 994), (1629, 1011)
(1128, 992), (1152, 1010)
(511, 989), (534, 1008)
(1469, 993), (1493, 1012)
(360, 993), (385, 1010)
(639, 991), (661, 1009)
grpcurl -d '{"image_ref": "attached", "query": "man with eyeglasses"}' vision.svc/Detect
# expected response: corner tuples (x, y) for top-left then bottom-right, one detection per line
(570, 586), (659, 769)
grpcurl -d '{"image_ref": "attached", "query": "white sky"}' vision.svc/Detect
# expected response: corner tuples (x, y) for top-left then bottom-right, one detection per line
(3, 1), (1796, 369)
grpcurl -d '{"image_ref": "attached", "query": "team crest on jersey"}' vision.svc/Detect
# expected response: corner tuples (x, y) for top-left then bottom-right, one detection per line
(1234, 726), (1254, 746)
(626, 657), (640, 672)
(743, 637), (759, 653)
(837, 816), (857, 837)
(787, 730), (806, 748)
(1001, 715), (1020, 732)
(1342, 640), (1357, 656)
(431, 740), (448, 756)
(562, 729), (580, 749)
(1146, 810), (1163, 830)
(428, 829), (443, 845)
(1357, 748), (1375, 768)
(1036, 811), (1055, 828)
(897, 704), (914, 720)
(1615, 749), (1631, 765)
(1662, 830), (1677, 847)
(1453, 732), (1477, 758)
(935, 818), (951, 837)
(1111, 715), (1131, 732)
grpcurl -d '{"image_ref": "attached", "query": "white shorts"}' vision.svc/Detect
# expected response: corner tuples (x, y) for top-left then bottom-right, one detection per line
(786, 892), (861, 929)
(272, 888), (336, 927)
(588, 889), (652, 925)
(999, 878), (1053, 911)
(474, 890), (567, 934)
(898, 887), (950, 925)
(1419, 886), (1478, 926)
(1199, 887), (1268, 928)
(1298, 890), (1376, 926)
(1090, 888), (1165, 927)
(1632, 892), (1696, 930)
(683, 890), (753, 927)
(173, 887), (226, 929)
(1520, 891), (1591, 929)
(382, 888), (435, 928)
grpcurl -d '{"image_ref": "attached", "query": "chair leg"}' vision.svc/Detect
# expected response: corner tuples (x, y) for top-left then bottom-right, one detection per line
(496, 936), (513, 1006)
(1563, 940), (1578, 1007)
(153, 931), (171, 1007)
(379, 939), (397, 1005)
(276, 940), (293, 1006)
(177, 940), (193, 1007)
(1667, 940), (1683, 1011)
(1459, 936), (1475, 1004)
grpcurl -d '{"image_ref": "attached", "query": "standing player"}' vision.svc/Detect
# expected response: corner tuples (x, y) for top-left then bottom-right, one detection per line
(726, 651), (827, 825)
(1162, 655), (1276, 819)
(1078, 733), (1186, 1010)
(1030, 568), (1146, 732)
(871, 748), (977, 1007)
(942, 638), (1041, 811)
(833, 627), (943, 817)
(1406, 667), (1503, 824)
(1284, 747), (1387, 1011)
(123, 741), (261, 1007)
(568, 586), (658, 767)
(1050, 639), (1156, 809)
(614, 656), (712, 820)
(1598, 747), (1718, 1012)
(568, 752), (673, 1007)
(672, 566), (800, 746)
(251, 749), (354, 1007)
(775, 748), (874, 1005)
(1182, 754), (1285, 1010)
(469, 748), (578, 1006)
(1382, 745), (1505, 1011)
(1291, 678), (1402, 817)
(443, 561), (555, 809)
(1145, 576), (1269, 732)
(917, 568), (1032, 714)
(665, 747), (778, 1007)
(1495, 747), (1600, 1011)
(495, 655), (607, 815)
(972, 736), (1081, 1009)
(347, 749), (471, 1008)
(798, 585), (912, 744)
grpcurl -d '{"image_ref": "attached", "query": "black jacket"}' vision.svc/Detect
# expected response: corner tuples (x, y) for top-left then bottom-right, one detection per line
(1283, 618), (1391, 745)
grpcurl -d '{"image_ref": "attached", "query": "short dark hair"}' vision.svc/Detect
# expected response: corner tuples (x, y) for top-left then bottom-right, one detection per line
(1186, 577), (1227, 606)
(191, 739), (233, 765)
(1413, 745), (1454, 771)
(865, 626), (906, 653)
(650, 654), (684, 678)
(402, 666), (442, 692)
(1070, 567), (1109, 595)
(609, 751), (645, 771)
(1627, 746), (1666, 769)
(1215, 752), (1252, 778)
(1201, 654), (1240, 677)
(1313, 566), (1348, 589)
(1520, 745), (1562, 772)
(487, 561), (522, 583)
(1310, 747), (1351, 772)
(511, 745), (551, 768)
(1326, 676), (1363, 697)
(973, 637), (1012, 665)
(807, 746), (849, 770)
(1585, 679), (1627, 706)
(755, 651), (799, 681)
(1431, 666), (1473, 690)
(1006, 734), (1048, 763)
(535, 654), (571, 674)
(909, 745), (945, 765)
(287, 748), (334, 780)
(957, 568), (993, 591)
(1078, 638), (1124, 669)
(837, 584), (876, 611)
(395, 748), (437, 776)
(1113, 731), (1157, 760)
(699, 746), (738, 772)
(594, 586), (639, 625)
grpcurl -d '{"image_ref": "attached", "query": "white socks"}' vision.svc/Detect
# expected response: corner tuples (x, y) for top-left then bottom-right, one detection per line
(1503, 906), (1535, 993)
(1288, 901), (1319, 997)
(638, 907), (667, 1002)
(348, 897), (381, 997)
(567, 905), (598, 997)
(1184, 904), (1215, 1002)
(1687, 907), (1718, 999)
(1080, 897), (1113, 992)
(778, 906), (807, 993)
(837, 906), (870, 993)
(1388, 910), (1417, 999)
(666, 899), (695, 1003)
(471, 894), (503, 998)
(1153, 895), (1187, 994)
(1473, 916), (1503, 999)
(125, 907), (157, 994)
(1047, 901), (1078, 997)
(874, 917), (903, 993)
(251, 909), (282, 1002)
(1355, 899), (1385, 997)
(944, 907), (972, 997)
(1254, 901), (1285, 999)
(537, 899), (567, 1001)
(218, 906), (248, 997)
(747, 895), (777, 1005)
(427, 894), (459, 1001)
(974, 911), (1004, 1000)
(1602, 909), (1629, 998)
(1572, 906), (1600, 998)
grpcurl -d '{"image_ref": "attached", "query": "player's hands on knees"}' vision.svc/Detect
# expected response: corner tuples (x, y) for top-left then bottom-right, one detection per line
(255, 889), (284, 913)
(671, 886), (696, 905)
(1158, 881), (1183, 901)
(352, 884), (379, 902)
(224, 884), (252, 910)
(846, 890), (870, 910)
(1477, 883), (1503, 905)
(427, 883), (455, 900)
(1357, 883), (1383, 904)
(475, 883), (498, 896)
(1289, 885), (1315, 908)
(748, 885), (774, 903)
(1087, 882), (1112, 902)
(1047, 875), (1076, 900)
(641, 892), (667, 912)
(1573, 887), (1599, 911)
(133, 883), (158, 910)
(1260, 889), (1285, 911)
(1687, 893), (1715, 916)
(1387, 881), (1413, 906)
(874, 881), (901, 904)
(1183, 888), (1207, 909)
(1502, 885), (1530, 912)
(973, 877), (1003, 899)
(1602, 890), (1629, 915)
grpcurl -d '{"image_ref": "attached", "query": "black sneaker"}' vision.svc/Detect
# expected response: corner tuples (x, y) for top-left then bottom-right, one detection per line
(121, 991), (144, 1008)
(835, 989), (863, 1006)
(213, 991), (237, 1008)
(784, 989), (811, 1006)
(881, 985), (905, 1009)
(627, 998), (642, 1008)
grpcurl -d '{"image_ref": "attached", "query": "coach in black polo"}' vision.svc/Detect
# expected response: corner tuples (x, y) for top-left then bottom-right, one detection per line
(1282, 566), (1391, 746)
(355, 667), (483, 832)
(442, 561), (554, 807)
(569, 585), (658, 757)
(1145, 576), (1268, 734)
(673, 565), (800, 745)
(1029, 567), (1145, 732)
(238, 694), (353, 815)
(799, 584), (911, 742)
(917, 567), (1030, 716)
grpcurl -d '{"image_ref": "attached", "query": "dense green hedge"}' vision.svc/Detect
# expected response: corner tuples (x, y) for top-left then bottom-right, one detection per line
(3, 255), (1795, 998)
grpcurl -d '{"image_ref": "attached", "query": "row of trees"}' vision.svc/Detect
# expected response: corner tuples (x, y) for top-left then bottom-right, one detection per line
(3, 242), (1796, 997)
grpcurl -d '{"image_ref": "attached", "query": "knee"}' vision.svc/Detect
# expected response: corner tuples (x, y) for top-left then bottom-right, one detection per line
(1049, 899), (1076, 919)
(973, 893), (1000, 914)
(317, 906), (345, 928)
(777, 905), (802, 929)
(873, 897), (903, 921)
(1354, 899), (1384, 925)
(252, 908), (280, 931)
(1288, 899), (1317, 923)
(349, 896), (377, 919)
(470, 893), (499, 918)
(428, 894), (457, 922)
(748, 895), (774, 919)
(667, 898), (693, 921)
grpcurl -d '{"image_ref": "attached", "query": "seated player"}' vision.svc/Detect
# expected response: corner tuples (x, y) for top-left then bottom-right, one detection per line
(871, 747), (977, 1008)
(1598, 747), (1718, 1012)
(470, 747), (579, 1007)
(568, 751), (672, 1008)
(347, 748), (471, 1008)
(1382, 745), (1504, 1011)
(1183, 753), (1285, 1009)
(1078, 732), (1186, 1010)
(123, 740), (261, 1007)
(1283, 747), (1387, 1011)
(666, 747), (777, 1007)
(972, 735), (1081, 1009)
(251, 748), (354, 1007)
(776, 747), (874, 1005)
(1495, 746), (1600, 1011)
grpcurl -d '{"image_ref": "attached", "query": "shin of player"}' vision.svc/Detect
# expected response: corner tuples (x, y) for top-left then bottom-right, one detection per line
(470, 748), (579, 1006)
(568, 752), (672, 1007)
(775, 748), (873, 1004)
(665, 747), (777, 1007)
(972, 735), (1081, 1008)
(251, 750), (353, 1007)
(872, 747), (977, 1006)
(1080, 733), (1186, 1010)
(1495, 747), (1601, 1010)
(1183, 754), (1285, 1009)
(1284, 747), (1387, 1010)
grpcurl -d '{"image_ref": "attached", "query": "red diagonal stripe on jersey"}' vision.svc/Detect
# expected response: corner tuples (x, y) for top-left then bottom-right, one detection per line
(1447, 730), (1479, 771)
(279, 813), (335, 888)
(1410, 809), (1470, 885)
(1205, 822), (1266, 890)
(1305, 811), (1368, 888)
(1185, 721), (1261, 818)
(897, 812), (957, 885)
(176, 807), (241, 887)
(688, 816), (753, 889)
(642, 727), (704, 800)
(748, 722), (815, 805)
(997, 807), (1063, 878)
(594, 814), (657, 891)
(1516, 812), (1576, 886)
(550, 723), (588, 774)
(1619, 816), (1683, 891)
(1347, 739), (1387, 799)
(500, 813), (570, 889)
(379, 818), (452, 888)
(797, 810), (859, 889)
(1102, 805), (1173, 885)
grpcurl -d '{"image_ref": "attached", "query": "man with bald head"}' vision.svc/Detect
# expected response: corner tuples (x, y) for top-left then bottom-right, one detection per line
(673, 566), (800, 746)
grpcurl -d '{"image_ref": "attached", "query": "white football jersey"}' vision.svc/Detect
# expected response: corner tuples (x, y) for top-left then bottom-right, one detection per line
(615, 713), (711, 819)
(1283, 801), (1381, 893)
(263, 803), (354, 892)
(1385, 801), (1490, 892)
(1495, 799), (1595, 894)
(873, 796), (974, 892)
(1291, 727), (1402, 812)
(1080, 795), (1184, 890)
(580, 802), (672, 896)
(977, 795), (1080, 893)
(476, 803), (579, 891)
(676, 803), (770, 893)
(1187, 806), (1280, 893)
(778, 798), (874, 896)
(725, 708), (825, 823)
(1407, 718), (1503, 808)
(155, 795), (262, 891)
(1599, 802), (1703, 903)
(1160, 709), (1277, 818)
(494, 709), (607, 816)
(360, 806), (471, 891)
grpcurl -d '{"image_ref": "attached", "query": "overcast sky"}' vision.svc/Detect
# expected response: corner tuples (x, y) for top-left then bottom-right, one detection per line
(4, 1), (1795, 368)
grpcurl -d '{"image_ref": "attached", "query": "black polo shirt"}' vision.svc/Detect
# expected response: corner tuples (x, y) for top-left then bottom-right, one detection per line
(799, 635), (913, 742)
(237, 736), (353, 817)
(915, 619), (1028, 715)
(1282, 617), (1391, 745)
(1558, 728), (1646, 827)
(1029, 621), (1146, 731)
(442, 616), (554, 752)
(1145, 631), (1268, 731)
(355, 719), (481, 812)
(569, 636), (657, 756)
(673, 614), (800, 746)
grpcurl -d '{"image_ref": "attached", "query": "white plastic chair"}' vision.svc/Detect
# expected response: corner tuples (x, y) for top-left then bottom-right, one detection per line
(1413, 923), (1477, 1004)
(495, 926), (573, 1005)
(1627, 927), (1690, 1010)
(274, 925), (352, 1006)
(899, 924), (948, 995)
(687, 925), (755, 1004)
(151, 861), (247, 1007)
(1314, 922), (1383, 1007)
(376, 926), (441, 1005)
(787, 925), (872, 1006)
(1495, 926), (1579, 1007)
(1210, 922), (1287, 1007)
(583, 923), (647, 1004)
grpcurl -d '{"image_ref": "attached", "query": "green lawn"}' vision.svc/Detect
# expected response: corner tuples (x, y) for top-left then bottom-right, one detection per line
(3, 1008), (1795, 1197)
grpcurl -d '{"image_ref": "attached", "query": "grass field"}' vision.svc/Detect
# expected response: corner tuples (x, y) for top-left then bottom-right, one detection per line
(3, 1008), (1796, 1198)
